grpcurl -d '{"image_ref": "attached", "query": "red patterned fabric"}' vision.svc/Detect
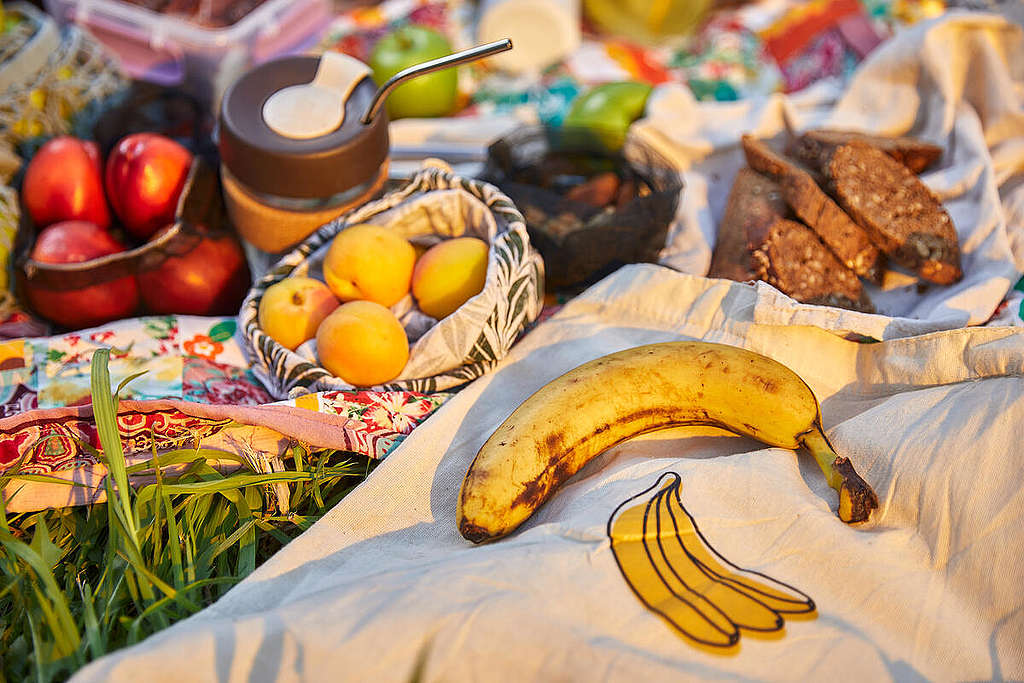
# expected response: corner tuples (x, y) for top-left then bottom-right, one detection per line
(0, 408), (233, 474)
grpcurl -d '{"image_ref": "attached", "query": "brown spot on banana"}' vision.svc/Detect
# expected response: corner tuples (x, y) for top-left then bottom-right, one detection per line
(459, 520), (492, 544)
(512, 475), (548, 510)
(545, 432), (565, 451)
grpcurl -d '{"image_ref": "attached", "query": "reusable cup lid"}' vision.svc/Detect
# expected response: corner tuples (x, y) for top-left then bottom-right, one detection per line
(218, 52), (389, 200)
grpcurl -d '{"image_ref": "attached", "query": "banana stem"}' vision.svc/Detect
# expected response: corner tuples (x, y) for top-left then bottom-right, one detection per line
(801, 427), (878, 524)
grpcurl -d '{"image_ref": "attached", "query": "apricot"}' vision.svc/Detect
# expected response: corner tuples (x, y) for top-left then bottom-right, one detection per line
(315, 300), (409, 387)
(259, 276), (339, 351)
(412, 236), (490, 320)
(322, 224), (416, 307)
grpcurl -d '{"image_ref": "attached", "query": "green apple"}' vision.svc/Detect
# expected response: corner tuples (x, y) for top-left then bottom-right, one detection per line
(369, 25), (458, 120)
(562, 81), (654, 152)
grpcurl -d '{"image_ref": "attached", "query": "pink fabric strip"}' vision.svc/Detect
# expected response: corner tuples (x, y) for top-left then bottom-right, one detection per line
(0, 399), (363, 452)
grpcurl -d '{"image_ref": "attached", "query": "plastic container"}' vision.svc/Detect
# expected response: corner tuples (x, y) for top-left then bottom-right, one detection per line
(1, 2), (126, 147)
(43, 0), (332, 103)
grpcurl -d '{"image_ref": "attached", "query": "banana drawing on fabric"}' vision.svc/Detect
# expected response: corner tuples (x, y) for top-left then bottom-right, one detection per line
(608, 472), (816, 651)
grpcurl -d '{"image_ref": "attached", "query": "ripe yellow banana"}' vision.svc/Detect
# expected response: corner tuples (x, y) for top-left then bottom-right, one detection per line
(457, 341), (877, 543)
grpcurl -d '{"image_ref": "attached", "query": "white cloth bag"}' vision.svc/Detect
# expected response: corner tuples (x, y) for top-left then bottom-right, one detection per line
(641, 12), (1024, 340)
(75, 264), (1024, 682)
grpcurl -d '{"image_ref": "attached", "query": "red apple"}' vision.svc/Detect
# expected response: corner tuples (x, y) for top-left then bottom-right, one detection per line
(105, 133), (193, 241)
(22, 137), (111, 229)
(25, 221), (140, 329)
(137, 225), (251, 316)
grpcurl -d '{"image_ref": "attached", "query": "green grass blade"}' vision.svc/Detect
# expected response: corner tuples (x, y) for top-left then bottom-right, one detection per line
(115, 370), (148, 397)
(99, 567), (129, 630)
(181, 513), (197, 586)
(70, 435), (103, 462)
(155, 467), (358, 495)
(111, 535), (159, 607)
(78, 580), (104, 660)
(124, 448), (246, 475)
(111, 549), (188, 607)
(198, 518), (256, 569)
(255, 519), (294, 546)
(129, 576), (239, 631)
(161, 492), (185, 590)
(0, 491), (9, 533)
(2, 473), (92, 488)
(26, 607), (46, 683)
(90, 348), (138, 541)
(216, 488), (257, 577)
(29, 517), (61, 569)
(290, 445), (307, 509)
(0, 528), (81, 654)
(30, 581), (76, 660)
(150, 446), (165, 569)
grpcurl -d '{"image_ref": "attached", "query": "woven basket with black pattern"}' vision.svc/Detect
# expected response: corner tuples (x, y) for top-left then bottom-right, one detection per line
(240, 166), (545, 398)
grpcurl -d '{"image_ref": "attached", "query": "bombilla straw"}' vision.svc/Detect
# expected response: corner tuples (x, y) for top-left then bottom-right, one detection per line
(361, 38), (513, 125)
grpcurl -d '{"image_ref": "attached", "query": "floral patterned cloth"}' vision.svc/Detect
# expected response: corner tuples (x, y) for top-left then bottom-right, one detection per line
(0, 313), (452, 512)
(279, 390), (450, 458)
(0, 406), (233, 476)
(0, 389), (450, 512)
(315, 0), (959, 121)
(0, 315), (263, 410)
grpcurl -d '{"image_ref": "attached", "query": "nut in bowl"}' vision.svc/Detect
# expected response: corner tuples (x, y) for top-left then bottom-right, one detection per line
(241, 166), (545, 398)
(480, 125), (683, 292)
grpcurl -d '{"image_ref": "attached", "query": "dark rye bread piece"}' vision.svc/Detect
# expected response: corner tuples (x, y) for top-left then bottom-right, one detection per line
(709, 168), (871, 311)
(790, 129), (942, 174)
(741, 135), (884, 282)
(708, 168), (788, 282)
(823, 142), (962, 285)
(751, 219), (872, 312)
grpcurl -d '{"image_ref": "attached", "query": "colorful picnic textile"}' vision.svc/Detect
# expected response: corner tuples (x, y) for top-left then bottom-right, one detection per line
(0, 313), (451, 512)
(317, 0), (902, 126)
(0, 316), (268, 411)
(2, 0), (1020, 522)
(0, 388), (448, 513)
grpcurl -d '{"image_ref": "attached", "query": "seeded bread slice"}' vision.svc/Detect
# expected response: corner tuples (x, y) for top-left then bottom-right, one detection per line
(790, 129), (942, 174)
(752, 218), (872, 312)
(822, 142), (962, 285)
(709, 168), (871, 312)
(708, 168), (788, 282)
(741, 135), (884, 282)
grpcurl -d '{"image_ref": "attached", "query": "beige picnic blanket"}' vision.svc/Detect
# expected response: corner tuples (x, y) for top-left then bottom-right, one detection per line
(75, 263), (1024, 681)
(75, 14), (1024, 682)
